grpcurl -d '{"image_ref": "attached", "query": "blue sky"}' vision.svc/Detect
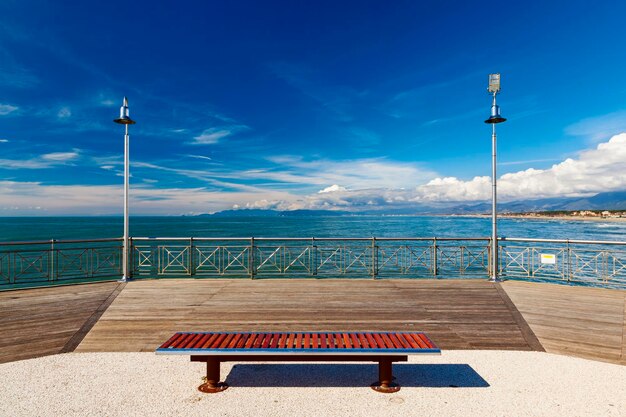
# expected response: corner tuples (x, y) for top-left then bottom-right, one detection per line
(1, 1), (626, 215)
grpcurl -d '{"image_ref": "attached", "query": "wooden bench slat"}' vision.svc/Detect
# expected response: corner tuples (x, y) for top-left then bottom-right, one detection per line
(372, 333), (384, 348)
(157, 332), (439, 355)
(160, 333), (182, 349)
(211, 333), (228, 349)
(358, 333), (369, 348)
(388, 333), (403, 349)
(193, 333), (211, 349)
(228, 334), (242, 349)
(409, 333), (427, 348)
(349, 333), (359, 348)
(399, 333), (418, 349)
(418, 333), (434, 349)
(179, 333), (196, 348)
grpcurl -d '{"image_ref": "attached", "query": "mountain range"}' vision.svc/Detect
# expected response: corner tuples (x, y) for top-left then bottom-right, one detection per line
(204, 190), (626, 217)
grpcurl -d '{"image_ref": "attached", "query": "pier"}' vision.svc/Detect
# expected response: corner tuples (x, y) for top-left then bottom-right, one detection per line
(2, 278), (624, 365)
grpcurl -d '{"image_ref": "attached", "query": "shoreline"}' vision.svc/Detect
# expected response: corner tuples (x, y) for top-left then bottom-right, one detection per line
(450, 214), (626, 223)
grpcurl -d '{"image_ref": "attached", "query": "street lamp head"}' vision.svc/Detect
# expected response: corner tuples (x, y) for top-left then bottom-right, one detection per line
(113, 96), (136, 125)
(487, 73), (501, 94)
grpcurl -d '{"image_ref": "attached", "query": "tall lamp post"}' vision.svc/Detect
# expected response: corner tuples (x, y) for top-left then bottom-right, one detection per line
(114, 97), (135, 282)
(484, 74), (506, 282)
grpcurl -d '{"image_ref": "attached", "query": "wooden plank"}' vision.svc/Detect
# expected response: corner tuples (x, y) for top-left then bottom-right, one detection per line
(0, 281), (121, 363)
(502, 280), (625, 365)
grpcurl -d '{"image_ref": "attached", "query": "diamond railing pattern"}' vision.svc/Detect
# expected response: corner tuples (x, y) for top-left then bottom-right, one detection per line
(1, 237), (625, 290)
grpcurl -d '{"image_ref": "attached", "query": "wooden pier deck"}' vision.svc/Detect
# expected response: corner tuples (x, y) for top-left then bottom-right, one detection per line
(1, 278), (624, 365)
(0, 281), (123, 364)
(75, 279), (541, 353)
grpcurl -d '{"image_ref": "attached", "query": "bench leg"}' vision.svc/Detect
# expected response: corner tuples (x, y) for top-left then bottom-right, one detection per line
(198, 359), (228, 393)
(371, 360), (400, 393)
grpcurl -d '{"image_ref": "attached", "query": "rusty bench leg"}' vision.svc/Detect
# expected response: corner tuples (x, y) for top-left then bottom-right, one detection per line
(371, 359), (400, 393)
(198, 359), (228, 393)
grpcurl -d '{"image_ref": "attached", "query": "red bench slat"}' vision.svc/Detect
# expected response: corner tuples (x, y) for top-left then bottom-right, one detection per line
(409, 333), (427, 348)
(159, 332), (438, 353)
(418, 333), (434, 348)
(358, 333), (369, 348)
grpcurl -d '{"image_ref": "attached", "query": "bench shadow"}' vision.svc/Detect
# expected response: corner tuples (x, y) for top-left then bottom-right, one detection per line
(223, 364), (489, 388)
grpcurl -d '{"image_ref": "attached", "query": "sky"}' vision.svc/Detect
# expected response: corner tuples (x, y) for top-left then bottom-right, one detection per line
(1, 0), (626, 215)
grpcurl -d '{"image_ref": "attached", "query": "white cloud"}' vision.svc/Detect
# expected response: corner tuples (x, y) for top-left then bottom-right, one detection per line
(418, 133), (626, 201)
(565, 111), (626, 142)
(57, 107), (72, 118)
(0, 180), (294, 215)
(0, 139), (8, 143)
(319, 184), (347, 193)
(243, 133), (626, 210)
(41, 151), (79, 162)
(0, 150), (80, 169)
(0, 103), (19, 115)
(189, 125), (248, 145)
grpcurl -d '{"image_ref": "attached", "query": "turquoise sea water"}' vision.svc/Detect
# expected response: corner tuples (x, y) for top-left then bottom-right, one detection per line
(0, 215), (625, 242)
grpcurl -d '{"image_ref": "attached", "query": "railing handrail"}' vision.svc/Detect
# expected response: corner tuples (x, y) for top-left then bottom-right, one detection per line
(500, 237), (626, 246)
(0, 236), (626, 246)
(2, 236), (625, 245)
(0, 237), (123, 246)
(131, 236), (491, 242)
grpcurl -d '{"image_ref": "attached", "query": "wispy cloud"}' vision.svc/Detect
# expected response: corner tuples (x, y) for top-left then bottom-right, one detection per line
(499, 158), (560, 166)
(0, 139), (9, 143)
(57, 107), (72, 119)
(0, 150), (80, 169)
(188, 125), (249, 145)
(0, 103), (19, 115)
(565, 110), (626, 142)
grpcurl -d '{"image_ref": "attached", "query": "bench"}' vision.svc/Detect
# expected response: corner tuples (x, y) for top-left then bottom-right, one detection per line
(156, 331), (440, 393)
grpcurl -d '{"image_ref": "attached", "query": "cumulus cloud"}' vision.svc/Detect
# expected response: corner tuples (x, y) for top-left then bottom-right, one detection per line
(243, 133), (626, 211)
(319, 184), (347, 193)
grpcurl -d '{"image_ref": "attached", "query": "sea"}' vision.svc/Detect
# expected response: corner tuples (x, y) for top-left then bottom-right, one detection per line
(0, 215), (625, 242)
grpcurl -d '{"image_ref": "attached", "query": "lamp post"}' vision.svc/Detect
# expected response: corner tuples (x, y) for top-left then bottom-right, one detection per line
(484, 74), (506, 282)
(114, 97), (136, 282)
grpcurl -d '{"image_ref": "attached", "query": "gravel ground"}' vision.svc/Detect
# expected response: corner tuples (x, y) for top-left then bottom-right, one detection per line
(0, 351), (624, 417)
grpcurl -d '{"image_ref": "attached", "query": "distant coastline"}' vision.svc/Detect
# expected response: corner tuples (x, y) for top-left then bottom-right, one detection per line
(454, 211), (626, 223)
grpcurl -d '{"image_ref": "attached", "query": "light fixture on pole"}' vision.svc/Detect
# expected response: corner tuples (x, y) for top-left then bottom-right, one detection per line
(114, 97), (136, 282)
(484, 74), (506, 282)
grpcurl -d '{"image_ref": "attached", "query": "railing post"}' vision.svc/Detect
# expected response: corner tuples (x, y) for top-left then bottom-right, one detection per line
(371, 237), (378, 279)
(487, 239), (492, 278)
(189, 237), (195, 277)
(249, 237), (256, 279)
(49, 239), (56, 282)
(128, 237), (133, 278)
(567, 239), (572, 282)
(312, 237), (318, 277)
(432, 237), (438, 277)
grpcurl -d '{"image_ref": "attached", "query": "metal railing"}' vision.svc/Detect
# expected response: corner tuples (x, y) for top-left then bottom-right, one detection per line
(130, 237), (490, 279)
(499, 238), (626, 288)
(1, 236), (625, 290)
(0, 238), (123, 289)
